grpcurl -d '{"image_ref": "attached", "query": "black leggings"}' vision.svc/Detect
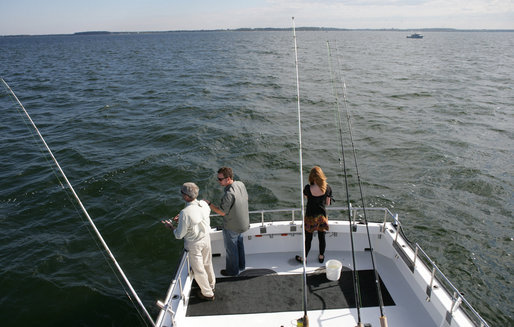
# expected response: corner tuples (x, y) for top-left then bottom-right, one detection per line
(305, 231), (326, 257)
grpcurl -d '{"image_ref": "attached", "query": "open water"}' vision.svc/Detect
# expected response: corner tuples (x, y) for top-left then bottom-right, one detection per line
(0, 30), (512, 326)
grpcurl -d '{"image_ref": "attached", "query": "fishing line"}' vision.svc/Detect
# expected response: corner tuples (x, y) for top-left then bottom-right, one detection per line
(292, 17), (310, 327)
(1, 80), (150, 325)
(1, 81), (92, 245)
(325, 42), (363, 324)
(1, 79), (150, 325)
(1, 78), (155, 327)
(2, 79), (151, 326)
(1, 81), (69, 193)
(328, 42), (389, 326)
(333, 43), (387, 321)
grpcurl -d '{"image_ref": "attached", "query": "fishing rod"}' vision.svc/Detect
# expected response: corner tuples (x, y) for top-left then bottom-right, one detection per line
(334, 45), (388, 327)
(1, 78), (156, 327)
(325, 43), (363, 325)
(327, 42), (389, 327)
(292, 17), (309, 327)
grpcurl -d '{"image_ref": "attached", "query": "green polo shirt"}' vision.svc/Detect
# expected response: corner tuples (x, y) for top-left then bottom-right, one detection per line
(220, 181), (250, 233)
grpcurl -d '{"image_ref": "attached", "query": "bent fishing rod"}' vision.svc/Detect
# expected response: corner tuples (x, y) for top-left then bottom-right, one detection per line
(1, 78), (155, 327)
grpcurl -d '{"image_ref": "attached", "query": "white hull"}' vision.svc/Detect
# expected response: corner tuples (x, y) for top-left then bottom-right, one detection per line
(156, 207), (488, 327)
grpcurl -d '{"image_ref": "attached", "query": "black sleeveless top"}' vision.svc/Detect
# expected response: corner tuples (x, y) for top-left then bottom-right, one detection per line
(304, 184), (332, 218)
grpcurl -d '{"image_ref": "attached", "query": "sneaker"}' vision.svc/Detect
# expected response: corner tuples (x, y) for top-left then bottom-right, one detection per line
(220, 269), (236, 276)
(197, 290), (214, 301)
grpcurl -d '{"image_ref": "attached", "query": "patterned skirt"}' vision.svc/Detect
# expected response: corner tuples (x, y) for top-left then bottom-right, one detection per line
(304, 214), (329, 233)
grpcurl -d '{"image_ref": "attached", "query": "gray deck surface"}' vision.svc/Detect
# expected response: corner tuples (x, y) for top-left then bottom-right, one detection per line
(187, 268), (394, 316)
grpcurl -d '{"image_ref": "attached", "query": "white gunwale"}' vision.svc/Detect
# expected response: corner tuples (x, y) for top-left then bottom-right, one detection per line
(155, 206), (489, 327)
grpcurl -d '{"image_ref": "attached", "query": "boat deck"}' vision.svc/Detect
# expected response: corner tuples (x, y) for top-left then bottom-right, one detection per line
(174, 250), (436, 327)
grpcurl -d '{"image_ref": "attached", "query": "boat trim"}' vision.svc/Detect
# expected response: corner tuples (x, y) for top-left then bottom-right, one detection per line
(156, 206), (490, 327)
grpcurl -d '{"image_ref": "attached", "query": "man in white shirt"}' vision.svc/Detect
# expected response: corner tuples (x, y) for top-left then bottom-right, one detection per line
(162, 182), (215, 300)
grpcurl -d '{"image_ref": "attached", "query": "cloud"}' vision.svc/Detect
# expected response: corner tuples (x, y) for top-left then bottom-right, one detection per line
(255, 0), (514, 29)
(1, 0), (513, 35)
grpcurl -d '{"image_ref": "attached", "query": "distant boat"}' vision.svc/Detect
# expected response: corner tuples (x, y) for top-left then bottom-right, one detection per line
(407, 33), (424, 39)
(154, 26), (491, 327)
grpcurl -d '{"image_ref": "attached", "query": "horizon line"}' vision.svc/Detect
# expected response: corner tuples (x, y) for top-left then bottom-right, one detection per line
(2, 27), (514, 37)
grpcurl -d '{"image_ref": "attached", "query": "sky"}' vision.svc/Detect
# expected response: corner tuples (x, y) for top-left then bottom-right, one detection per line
(1, 0), (513, 35)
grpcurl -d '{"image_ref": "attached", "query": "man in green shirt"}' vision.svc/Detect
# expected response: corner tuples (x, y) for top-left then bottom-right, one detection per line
(207, 167), (249, 276)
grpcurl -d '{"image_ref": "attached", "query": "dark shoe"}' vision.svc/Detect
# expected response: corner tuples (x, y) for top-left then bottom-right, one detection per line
(318, 254), (324, 263)
(295, 255), (303, 263)
(197, 290), (214, 301)
(220, 269), (235, 276)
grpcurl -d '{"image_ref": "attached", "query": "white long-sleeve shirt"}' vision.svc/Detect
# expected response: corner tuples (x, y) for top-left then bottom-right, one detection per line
(173, 199), (211, 245)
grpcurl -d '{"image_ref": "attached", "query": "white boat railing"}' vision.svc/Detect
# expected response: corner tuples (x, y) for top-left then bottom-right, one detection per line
(243, 206), (489, 327)
(245, 205), (395, 226)
(414, 244), (489, 327)
(160, 206), (489, 327)
(156, 250), (191, 327)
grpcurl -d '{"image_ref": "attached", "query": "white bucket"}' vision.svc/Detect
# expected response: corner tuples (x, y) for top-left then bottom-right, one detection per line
(326, 259), (342, 281)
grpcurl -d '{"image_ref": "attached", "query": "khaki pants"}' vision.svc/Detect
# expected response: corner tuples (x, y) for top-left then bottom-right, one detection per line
(186, 235), (215, 297)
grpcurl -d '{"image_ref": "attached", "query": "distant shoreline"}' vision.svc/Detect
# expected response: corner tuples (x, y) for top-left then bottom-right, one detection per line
(2, 27), (514, 37)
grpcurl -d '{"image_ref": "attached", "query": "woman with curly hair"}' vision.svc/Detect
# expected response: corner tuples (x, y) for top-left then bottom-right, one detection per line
(296, 166), (333, 264)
